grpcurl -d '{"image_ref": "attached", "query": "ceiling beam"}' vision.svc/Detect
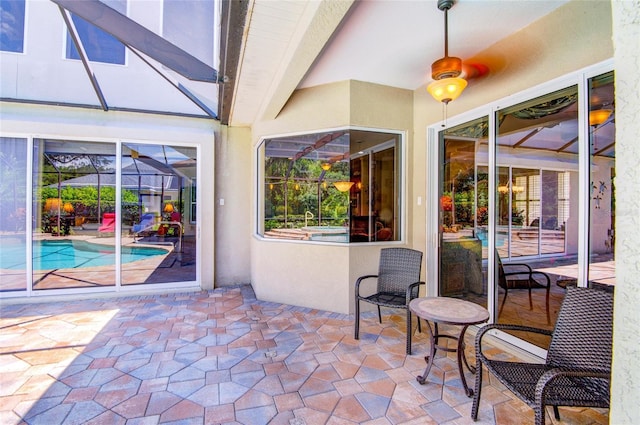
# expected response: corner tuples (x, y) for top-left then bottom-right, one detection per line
(257, 0), (356, 122)
(218, 0), (249, 125)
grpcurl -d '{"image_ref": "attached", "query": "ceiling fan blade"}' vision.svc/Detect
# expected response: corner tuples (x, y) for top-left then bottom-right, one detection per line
(462, 62), (490, 80)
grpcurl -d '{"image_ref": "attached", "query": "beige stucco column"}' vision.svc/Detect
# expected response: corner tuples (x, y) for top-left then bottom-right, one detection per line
(610, 0), (640, 423)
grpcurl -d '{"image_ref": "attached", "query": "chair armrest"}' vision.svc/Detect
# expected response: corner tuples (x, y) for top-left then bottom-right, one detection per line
(536, 367), (611, 405)
(405, 281), (425, 303)
(504, 263), (551, 287)
(530, 271), (551, 287)
(475, 323), (553, 358)
(355, 274), (378, 297)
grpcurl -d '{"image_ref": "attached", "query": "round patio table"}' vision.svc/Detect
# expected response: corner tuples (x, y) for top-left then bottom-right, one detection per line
(409, 297), (489, 397)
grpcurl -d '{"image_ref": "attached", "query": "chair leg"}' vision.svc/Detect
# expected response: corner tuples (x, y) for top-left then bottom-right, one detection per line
(354, 299), (360, 340)
(406, 309), (412, 355)
(545, 286), (551, 324)
(471, 359), (483, 420)
(377, 305), (382, 323)
(552, 405), (560, 420)
(528, 285), (534, 310)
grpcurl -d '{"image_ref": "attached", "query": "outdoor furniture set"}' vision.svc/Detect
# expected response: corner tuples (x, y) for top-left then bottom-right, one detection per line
(353, 248), (613, 425)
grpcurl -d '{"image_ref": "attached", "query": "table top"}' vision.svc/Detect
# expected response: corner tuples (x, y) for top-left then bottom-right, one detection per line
(409, 297), (489, 326)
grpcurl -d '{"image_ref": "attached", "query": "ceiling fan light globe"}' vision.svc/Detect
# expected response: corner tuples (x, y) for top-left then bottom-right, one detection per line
(427, 77), (467, 103)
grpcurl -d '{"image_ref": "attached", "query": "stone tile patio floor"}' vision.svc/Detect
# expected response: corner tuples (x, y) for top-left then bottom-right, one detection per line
(0, 285), (608, 425)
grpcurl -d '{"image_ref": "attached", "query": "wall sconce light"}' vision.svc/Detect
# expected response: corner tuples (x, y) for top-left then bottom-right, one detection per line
(63, 202), (74, 214)
(333, 181), (354, 192)
(321, 162), (331, 171)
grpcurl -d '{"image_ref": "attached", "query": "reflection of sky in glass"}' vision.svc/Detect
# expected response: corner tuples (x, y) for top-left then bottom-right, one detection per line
(163, 0), (214, 66)
(0, 0), (25, 53)
(66, 0), (126, 64)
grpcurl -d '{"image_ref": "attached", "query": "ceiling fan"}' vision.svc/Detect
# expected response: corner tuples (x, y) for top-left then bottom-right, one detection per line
(427, 0), (490, 104)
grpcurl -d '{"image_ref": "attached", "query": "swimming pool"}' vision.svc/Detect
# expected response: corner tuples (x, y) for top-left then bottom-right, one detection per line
(0, 239), (168, 271)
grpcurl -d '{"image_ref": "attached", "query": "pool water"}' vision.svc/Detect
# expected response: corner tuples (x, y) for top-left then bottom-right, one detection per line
(0, 239), (167, 271)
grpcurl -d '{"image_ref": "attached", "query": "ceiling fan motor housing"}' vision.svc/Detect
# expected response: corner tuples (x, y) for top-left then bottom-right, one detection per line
(431, 56), (462, 80)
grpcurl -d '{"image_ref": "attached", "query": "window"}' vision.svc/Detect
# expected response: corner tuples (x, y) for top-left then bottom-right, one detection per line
(163, 0), (214, 67)
(259, 129), (401, 243)
(0, 0), (25, 53)
(65, 0), (126, 65)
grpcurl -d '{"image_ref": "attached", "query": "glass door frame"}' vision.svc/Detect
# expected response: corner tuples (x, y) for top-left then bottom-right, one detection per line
(426, 59), (614, 356)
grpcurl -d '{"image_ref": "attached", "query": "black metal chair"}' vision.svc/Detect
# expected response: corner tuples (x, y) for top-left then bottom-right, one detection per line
(497, 251), (551, 323)
(472, 286), (613, 425)
(354, 247), (424, 355)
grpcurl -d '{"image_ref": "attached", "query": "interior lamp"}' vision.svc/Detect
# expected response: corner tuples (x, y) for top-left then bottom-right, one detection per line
(427, 0), (467, 104)
(333, 181), (354, 192)
(321, 162), (331, 171)
(164, 203), (174, 214)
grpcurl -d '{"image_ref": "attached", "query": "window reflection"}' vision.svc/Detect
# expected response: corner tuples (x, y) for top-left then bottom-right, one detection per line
(0, 137), (28, 292)
(588, 71), (615, 292)
(495, 86), (580, 346)
(121, 143), (197, 284)
(32, 139), (117, 289)
(260, 129), (401, 243)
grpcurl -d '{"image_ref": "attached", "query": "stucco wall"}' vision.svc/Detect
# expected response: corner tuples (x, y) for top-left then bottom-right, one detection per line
(610, 1), (640, 422)
(214, 125), (252, 287)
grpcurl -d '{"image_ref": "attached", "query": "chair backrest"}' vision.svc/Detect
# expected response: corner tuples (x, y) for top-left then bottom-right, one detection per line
(140, 213), (155, 224)
(546, 286), (613, 372)
(377, 248), (423, 295)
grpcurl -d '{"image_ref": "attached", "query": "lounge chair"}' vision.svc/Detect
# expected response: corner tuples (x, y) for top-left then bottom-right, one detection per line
(133, 213), (156, 234)
(98, 212), (116, 233)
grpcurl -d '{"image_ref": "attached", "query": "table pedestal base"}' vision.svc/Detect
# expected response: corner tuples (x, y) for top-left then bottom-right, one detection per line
(416, 322), (476, 397)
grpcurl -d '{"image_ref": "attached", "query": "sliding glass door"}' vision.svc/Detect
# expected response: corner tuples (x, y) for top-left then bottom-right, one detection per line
(438, 117), (489, 308)
(1, 137), (198, 295)
(121, 143), (197, 285)
(494, 87), (579, 346)
(32, 139), (117, 290)
(434, 67), (615, 350)
(588, 71), (615, 292)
